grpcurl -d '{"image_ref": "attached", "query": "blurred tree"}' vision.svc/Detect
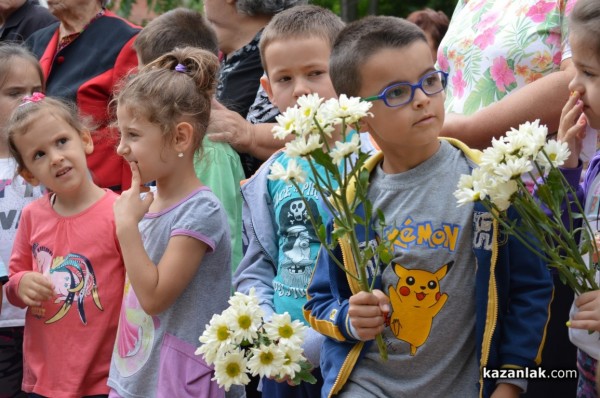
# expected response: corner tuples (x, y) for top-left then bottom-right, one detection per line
(110, 0), (457, 22)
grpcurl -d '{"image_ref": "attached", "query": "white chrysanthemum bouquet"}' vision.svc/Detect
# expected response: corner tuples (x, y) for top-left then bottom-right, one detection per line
(454, 120), (599, 294)
(195, 288), (316, 391)
(267, 94), (392, 360)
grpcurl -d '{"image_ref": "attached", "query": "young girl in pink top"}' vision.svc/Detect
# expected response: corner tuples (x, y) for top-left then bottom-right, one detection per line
(107, 47), (238, 398)
(5, 95), (125, 397)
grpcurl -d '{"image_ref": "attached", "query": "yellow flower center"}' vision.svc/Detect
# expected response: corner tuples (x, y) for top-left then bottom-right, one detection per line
(216, 325), (230, 341)
(549, 153), (557, 161)
(278, 324), (294, 339)
(226, 361), (241, 377)
(260, 351), (274, 365)
(238, 315), (251, 330)
(283, 354), (292, 366)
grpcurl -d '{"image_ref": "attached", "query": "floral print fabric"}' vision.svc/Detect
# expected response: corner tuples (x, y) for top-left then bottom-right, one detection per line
(438, 0), (576, 116)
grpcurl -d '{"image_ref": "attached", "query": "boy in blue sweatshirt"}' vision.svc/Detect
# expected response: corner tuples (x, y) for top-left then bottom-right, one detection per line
(304, 16), (554, 398)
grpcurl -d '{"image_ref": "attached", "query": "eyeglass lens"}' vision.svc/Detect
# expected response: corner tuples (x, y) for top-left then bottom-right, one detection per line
(385, 71), (446, 106)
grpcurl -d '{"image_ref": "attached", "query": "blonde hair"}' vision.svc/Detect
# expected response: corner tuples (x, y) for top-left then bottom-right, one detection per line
(259, 4), (344, 73)
(114, 47), (219, 153)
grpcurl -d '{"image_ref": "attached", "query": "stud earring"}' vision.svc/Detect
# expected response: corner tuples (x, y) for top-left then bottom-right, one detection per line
(178, 152), (184, 158)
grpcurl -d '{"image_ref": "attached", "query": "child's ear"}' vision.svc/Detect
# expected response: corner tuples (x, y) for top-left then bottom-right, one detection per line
(19, 168), (40, 186)
(80, 130), (94, 155)
(260, 75), (276, 107)
(173, 121), (194, 153)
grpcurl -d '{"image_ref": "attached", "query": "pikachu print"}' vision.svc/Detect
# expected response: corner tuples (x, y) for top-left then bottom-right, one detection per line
(387, 261), (453, 355)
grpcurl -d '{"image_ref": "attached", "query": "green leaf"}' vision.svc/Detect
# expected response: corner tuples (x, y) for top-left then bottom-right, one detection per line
(377, 244), (393, 265)
(332, 226), (350, 242)
(352, 213), (366, 226)
(309, 148), (337, 176)
(463, 69), (502, 114)
(317, 224), (328, 245)
(535, 184), (556, 211)
(290, 359), (317, 385)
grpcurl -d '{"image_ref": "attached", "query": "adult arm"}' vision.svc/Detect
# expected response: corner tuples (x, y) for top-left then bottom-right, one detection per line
(442, 59), (576, 149)
(207, 100), (289, 160)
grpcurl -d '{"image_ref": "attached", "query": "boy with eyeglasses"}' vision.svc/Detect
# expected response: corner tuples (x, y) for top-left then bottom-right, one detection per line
(304, 16), (553, 398)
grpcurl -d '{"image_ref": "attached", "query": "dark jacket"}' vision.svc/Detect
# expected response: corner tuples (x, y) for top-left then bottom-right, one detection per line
(0, 0), (57, 43)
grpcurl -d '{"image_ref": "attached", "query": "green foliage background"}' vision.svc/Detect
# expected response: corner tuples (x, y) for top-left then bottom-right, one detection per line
(112, 0), (458, 23)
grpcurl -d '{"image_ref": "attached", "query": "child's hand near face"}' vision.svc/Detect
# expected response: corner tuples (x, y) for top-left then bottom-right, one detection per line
(348, 289), (390, 341)
(18, 272), (54, 307)
(558, 91), (587, 168)
(114, 162), (154, 232)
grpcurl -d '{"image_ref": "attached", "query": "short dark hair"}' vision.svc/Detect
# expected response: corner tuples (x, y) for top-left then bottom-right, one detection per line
(134, 8), (218, 65)
(259, 4), (344, 73)
(330, 16), (426, 97)
(570, 0), (600, 58)
(236, 0), (308, 16)
(406, 8), (449, 51)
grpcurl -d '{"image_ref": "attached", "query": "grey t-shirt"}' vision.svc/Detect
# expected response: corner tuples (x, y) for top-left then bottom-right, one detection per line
(108, 187), (236, 397)
(341, 141), (478, 397)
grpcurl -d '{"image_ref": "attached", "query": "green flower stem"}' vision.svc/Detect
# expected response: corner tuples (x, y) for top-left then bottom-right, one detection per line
(484, 171), (599, 295)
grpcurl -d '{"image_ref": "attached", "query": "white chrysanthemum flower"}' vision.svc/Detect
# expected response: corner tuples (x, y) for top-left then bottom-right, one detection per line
(263, 312), (306, 347)
(538, 140), (571, 170)
(213, 349), (250, 392)
(321, 94), (372, 124)
(267, 159), (307, 184)
(505, 130), (533, 158)
(329, 134), (360, 165)
(276, 344), (304, 379)
(454, 174), (480, 206)
(284, 134), (323, 158)
(228, 287), (261, 311)
(454, 167), (503, 206)
(196, 314), (235, 364)
(480, 139), (508, 169)
(268, 162), (288, 182)
(297, 93), (323, 121)
(310, 113), (336, 138)
(247, 344), (286, 378)
(507, 119), (547, 157)
(493, 157), (533, 181)
(473, 168), (499, 199)
(227, 302), (264, 344)
(273, 107), (301, 140)
(454, 187), (480, 206)
(488, 179), (518, 211)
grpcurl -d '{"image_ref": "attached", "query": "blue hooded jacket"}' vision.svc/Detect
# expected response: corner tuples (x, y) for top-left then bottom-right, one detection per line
(304, 138), (554, 398)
